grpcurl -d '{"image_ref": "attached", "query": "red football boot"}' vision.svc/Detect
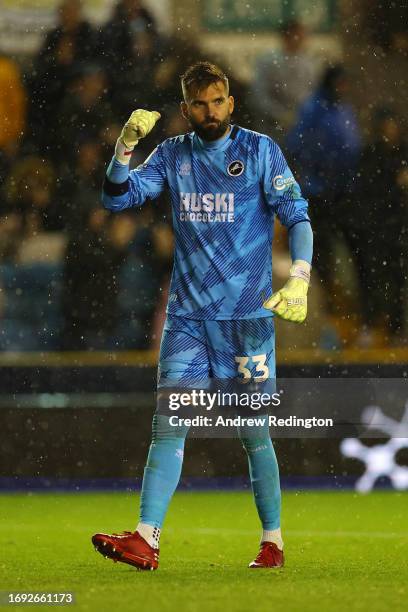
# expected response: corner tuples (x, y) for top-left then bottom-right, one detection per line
(248, 541), (284, 568)
(92, 530), (159, 570)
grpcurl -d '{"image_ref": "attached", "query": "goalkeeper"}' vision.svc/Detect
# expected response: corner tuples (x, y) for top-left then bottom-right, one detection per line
(92, 62), (313, 570)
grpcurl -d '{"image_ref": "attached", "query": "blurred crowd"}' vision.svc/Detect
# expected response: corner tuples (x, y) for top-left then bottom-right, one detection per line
(0, 0), (407, 351)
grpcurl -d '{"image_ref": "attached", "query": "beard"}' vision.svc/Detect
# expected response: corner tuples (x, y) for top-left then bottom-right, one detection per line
(189, 113), (231, 141)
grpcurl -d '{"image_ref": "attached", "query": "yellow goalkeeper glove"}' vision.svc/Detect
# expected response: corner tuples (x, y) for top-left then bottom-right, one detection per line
(263, 260), (311, 323)
(115, 109), (161, 164)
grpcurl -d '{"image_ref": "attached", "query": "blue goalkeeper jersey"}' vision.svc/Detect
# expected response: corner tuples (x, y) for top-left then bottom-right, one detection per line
(102, 125), (310, 320)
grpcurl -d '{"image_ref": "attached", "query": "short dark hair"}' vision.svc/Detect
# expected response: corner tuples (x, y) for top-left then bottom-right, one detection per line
(181, 61), (229, 101)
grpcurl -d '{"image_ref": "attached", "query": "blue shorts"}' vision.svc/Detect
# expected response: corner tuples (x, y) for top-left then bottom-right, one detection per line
(158, 315), (276, 387)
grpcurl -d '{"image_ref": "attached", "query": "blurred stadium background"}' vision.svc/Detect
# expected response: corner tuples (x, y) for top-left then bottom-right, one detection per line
(0, 0), (407, 495)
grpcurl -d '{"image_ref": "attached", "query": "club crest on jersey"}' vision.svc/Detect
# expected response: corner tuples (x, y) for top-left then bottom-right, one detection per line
(227, 160), (244, 177)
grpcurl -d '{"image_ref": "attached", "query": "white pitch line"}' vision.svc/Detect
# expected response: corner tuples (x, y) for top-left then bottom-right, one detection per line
(171, 527), (408, 539)
(287, 529), (408, 539)
(2, 523), (406, 540)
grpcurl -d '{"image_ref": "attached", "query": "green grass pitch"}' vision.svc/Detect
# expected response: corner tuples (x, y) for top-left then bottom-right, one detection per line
(1, 490), (407, 611)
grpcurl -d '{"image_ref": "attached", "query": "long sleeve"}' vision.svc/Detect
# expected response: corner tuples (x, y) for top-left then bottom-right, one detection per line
(102, 144), (167, 212)
(260, 136), (310, 228)
(288, 220), (313, 264)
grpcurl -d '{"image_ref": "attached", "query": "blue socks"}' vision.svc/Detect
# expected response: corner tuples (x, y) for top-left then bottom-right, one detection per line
(241, 435), (281, 530)
(140, 414), (186, 528)
(140, 416), (281, 532)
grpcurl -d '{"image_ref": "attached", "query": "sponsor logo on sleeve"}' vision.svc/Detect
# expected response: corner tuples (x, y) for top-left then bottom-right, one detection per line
(273, 175), (295, 190)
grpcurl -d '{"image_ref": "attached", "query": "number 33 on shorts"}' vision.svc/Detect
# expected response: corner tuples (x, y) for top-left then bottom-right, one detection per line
(235, 354), (269, 380)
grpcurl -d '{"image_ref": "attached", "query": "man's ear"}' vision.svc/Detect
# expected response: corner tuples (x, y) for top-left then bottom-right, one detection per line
(228, 96), (235, 114)
(180, 101), (189, 120)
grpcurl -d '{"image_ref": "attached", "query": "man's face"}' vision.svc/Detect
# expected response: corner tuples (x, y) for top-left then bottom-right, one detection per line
(181, 81), (234, 141)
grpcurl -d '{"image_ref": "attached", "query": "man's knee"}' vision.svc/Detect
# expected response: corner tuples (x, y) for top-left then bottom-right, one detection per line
(241, 436), (272, 454)
(151, 413), (188, 443)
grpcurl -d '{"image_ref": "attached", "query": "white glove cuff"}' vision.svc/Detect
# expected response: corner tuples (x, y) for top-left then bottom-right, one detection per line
(289, 259), (311, 284)
(114, 137), (137, 165)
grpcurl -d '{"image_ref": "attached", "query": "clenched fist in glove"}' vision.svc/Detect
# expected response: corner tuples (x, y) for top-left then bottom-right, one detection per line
(263, 260), (311, 323)
(115, 109), (161, 164)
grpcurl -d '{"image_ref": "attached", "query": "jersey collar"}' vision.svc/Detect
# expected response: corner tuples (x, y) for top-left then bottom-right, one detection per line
(195, 125), (234, 151)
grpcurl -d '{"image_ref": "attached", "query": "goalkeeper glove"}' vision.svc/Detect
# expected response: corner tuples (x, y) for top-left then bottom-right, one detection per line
(263, 260), (311, 323)
(115, 109), (161, 164)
